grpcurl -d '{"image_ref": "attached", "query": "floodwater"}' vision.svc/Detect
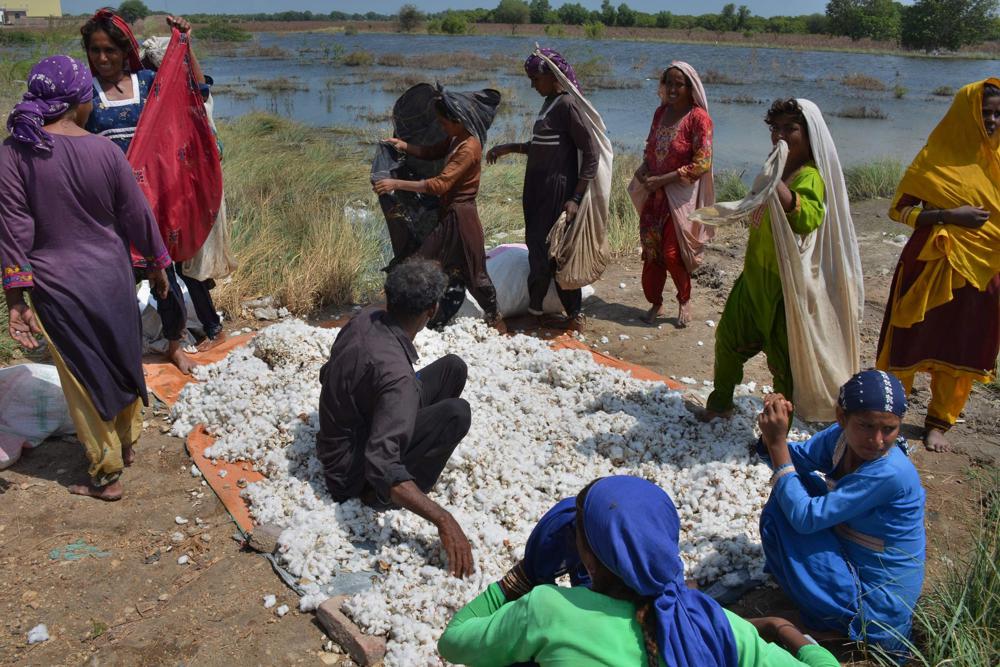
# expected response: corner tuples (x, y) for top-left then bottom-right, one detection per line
(202, 32), (996, 171)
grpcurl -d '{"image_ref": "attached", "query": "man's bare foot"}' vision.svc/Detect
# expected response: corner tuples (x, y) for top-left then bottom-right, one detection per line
(195, 330), (227, 352)
(123, 444), (136, 466)
(68, 479), (123, 501)
(641, 304), (663, 324)
(487, 317), (508, 334)
(167, 341), (194, 375)
(677, 301), (692, 327)
(923, 428), (952, 453)
(696, 407), (733, 423)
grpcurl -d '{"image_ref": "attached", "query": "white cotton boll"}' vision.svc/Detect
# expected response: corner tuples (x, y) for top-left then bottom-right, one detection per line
(175, 516), (189, 525)
(26, 624), (49, 644)
(190, 465), (202, 477)
(276, 604), (289, 617)
(263, 594), (276, 608)
(169, 318), (800, 666)
(218, 470), (228, 478)
(177, 555), (190, 565)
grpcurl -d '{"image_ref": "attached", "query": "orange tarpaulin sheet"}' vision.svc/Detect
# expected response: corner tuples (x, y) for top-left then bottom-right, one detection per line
(186, 425), (263, 534)
(151, 323), (679, 533)
(143, 333), (254, 406)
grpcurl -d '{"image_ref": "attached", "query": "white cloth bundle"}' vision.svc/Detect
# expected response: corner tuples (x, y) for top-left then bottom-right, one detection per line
(536, 47), (614, 290)
(690, 141), (788, 226)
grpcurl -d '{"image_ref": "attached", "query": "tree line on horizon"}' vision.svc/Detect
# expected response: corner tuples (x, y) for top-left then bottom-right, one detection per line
(106, 0), (999, 53)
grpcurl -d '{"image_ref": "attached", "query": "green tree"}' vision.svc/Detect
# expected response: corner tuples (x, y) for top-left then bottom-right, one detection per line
(117, 0), (150, 24)
(557, 1), (589, 24)
(529, 0), (551, 23)
(440, 11), (468, 33)
(826, 0), (900, 41)
(720, 3), (737, 30)
(901, 0), (999, 50)
(616, 2), (635, 26)
(495, 0), (530, 23)
(655, 10), (673, 28)
(736, 5), (752, 30)
(600, 0), (616, 26)
(398, 4), (422, 32)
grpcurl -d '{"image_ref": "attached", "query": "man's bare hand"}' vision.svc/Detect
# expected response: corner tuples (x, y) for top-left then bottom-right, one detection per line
(437, 512), (474, 578)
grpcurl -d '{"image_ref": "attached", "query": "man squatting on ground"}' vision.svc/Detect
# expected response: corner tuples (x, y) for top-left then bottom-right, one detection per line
(315, 258), (475, 578)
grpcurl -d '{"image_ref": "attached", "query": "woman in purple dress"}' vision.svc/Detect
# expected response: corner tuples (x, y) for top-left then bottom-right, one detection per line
(1, 56), (171, 501)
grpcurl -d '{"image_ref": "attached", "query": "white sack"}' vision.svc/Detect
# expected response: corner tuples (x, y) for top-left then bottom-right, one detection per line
(0, 364), (74, 469)
(136, 280), (211, 353)
(457, 244), (595, 319)
(689, 141), (788, 226)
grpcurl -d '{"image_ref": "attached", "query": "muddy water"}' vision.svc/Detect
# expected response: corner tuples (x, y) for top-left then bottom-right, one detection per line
(203, 32), (997, 171)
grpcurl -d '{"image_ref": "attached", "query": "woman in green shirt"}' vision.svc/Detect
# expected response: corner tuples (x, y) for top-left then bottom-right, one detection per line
(702, 99), (826, 420)
(438, 476), (840, 667)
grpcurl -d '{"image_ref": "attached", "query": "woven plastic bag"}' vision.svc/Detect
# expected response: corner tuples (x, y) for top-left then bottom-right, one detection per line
(0, 364), (74, 469)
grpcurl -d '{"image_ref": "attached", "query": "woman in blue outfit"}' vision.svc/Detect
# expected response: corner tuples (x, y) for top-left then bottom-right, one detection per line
(756, 369), (926, 660)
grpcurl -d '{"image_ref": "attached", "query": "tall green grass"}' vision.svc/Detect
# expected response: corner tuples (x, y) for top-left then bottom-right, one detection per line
(889, 473), (1000, 666)
(214, 114), (384, 314)
(844, 158), (903, 201)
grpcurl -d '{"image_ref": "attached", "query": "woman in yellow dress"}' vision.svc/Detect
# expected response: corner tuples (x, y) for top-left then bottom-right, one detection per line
(876, 79), (1000, 452)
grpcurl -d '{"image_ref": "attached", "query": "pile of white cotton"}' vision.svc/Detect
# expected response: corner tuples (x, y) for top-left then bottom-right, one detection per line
(171, 318), (805, 666)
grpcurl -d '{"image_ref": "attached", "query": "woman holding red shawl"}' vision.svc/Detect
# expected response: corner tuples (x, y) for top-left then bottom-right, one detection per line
(81, 9), (222, 373)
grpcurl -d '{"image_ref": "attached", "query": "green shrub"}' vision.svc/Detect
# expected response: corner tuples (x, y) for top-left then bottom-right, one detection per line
(843, 158), (902, 201)
(342, 50), (375, 67)
(583, 21), (606, 39)
(714, 169), (750, 201)
(197, 20), (252, 42)
(440, 12), (468, 35)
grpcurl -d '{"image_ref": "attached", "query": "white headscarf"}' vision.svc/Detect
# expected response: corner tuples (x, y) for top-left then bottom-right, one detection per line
(769, 99), (863, 421)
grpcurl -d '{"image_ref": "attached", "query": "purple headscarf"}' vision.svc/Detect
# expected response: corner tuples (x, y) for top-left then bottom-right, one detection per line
(6, 55), (94, 153)
(524, 48), (580, 92)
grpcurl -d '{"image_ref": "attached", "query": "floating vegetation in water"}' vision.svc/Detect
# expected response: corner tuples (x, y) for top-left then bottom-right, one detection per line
(718, 94), (764, 105)
(212, 83), (256, 100)
(701, 69), (743, 85)
(831, 105), (888, 120)
(573, 56), (612, 79)
(931, 85), (954, 97)
(840, 73), (887, 91)
(343, 50), (375, 67)
(589, 77), (642, 90)
(248, 77), (309, 93)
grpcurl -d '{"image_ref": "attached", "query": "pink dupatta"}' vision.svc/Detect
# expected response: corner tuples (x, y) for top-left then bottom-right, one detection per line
(629, 61), (715, 271)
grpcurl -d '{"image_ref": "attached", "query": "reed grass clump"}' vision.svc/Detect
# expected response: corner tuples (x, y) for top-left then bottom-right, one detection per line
(841, 73), (887, 91)
(701, 69), (742, 85)
(931, 85), (954, 97)
(214, 114), (384, 314)
(831, 105), (888, 120)
(343, 50), (375, 67)
(892, 474), (1000, 667)
(843, 157), (902, 201)
(714, 169), (750, 201)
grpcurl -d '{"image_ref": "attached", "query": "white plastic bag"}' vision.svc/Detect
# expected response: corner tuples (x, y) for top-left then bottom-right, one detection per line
(0, 364), (74, 469)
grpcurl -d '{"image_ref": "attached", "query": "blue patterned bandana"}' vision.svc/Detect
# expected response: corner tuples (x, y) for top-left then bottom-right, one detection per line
(838, 369), (907, 417)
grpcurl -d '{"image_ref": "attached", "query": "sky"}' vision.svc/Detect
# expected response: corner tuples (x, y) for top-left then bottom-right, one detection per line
(62, 1), (833, 18)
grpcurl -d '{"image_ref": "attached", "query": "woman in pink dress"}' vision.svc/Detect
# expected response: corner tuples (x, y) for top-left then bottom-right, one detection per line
(633, 62), (715, 327)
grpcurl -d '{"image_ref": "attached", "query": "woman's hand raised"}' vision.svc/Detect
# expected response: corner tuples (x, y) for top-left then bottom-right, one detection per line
(165, 15), (192, 34)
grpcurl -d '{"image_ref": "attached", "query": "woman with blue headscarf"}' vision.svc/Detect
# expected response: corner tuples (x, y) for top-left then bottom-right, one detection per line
(438, 476), (839, 666)
(757, 370), (926, 660)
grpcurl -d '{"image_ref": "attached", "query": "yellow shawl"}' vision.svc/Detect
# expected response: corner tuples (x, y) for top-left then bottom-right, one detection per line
(892, 78), (1000, 328)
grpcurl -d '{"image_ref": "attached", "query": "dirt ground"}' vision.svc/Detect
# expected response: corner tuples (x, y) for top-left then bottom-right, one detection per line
(1, 198), (996, 666)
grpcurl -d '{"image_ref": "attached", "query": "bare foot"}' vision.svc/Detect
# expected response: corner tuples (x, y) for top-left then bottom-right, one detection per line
(923, 428), (952, 453)
(677, 301), (692, 327)
(167, 341), (194, 375)
(641, 304), (663, 324)
(68, 479), (123, 501)
(488, 317), (508, 335)
(696, 407), (733, 423)
(123, 444), (136, 467)
(195, 330), (227, 352)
